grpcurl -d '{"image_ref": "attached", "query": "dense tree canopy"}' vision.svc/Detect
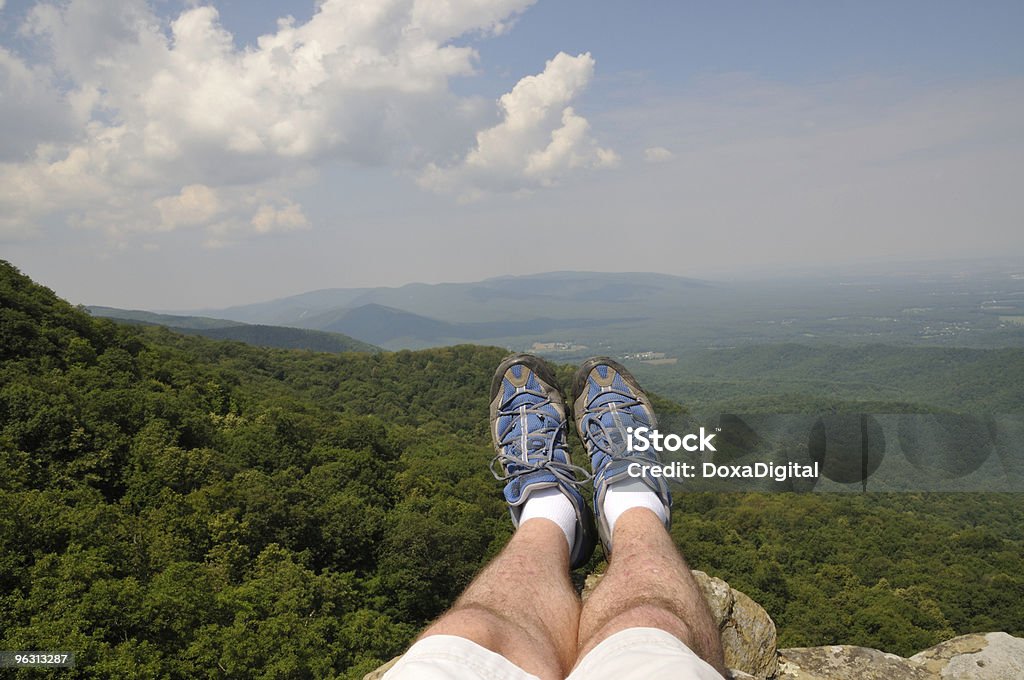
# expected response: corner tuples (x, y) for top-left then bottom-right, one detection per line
(1, 260), (1022, 677)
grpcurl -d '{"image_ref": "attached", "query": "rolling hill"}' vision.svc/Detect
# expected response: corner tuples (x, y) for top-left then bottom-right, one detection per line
(87, 306), (248, 329)
(310, 302), (638, 347)
(87, 306), (378, 353)
(173, 265), (1024, 353)
(187, 271), (709, 327)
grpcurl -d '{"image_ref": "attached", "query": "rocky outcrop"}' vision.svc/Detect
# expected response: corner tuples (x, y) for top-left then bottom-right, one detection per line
(777, 646), (934, 679)
(777, 632), (1024, 680)
(691, 570), (779, 679)
(729, 671), (758, 680)
(909, 632), (1024, 679)
(364, 573), (1024, 680)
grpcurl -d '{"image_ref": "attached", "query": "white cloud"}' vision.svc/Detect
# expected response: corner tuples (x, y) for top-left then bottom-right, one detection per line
(0, 47), (77, 162)
(200, 199), (310, 249)
(643, 146), (674, 163)
(154, 184), (221, 231)
(2, 0), (606, 244)
(419, 51), (617, 200)
(250, 201), (309, 234)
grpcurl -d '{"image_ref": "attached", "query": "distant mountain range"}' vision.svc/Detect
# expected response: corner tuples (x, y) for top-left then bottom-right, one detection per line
(308, 302), (640, 346)
(186, 271), (708, 323)
(101, 265), (1024, 353)
(87, 307), (378, 354)
(161, 271), (711, 349)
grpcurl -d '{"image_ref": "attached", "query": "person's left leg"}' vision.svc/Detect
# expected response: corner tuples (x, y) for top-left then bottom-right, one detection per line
(416, 517), (580, 680)
(574, 508), (727, 678)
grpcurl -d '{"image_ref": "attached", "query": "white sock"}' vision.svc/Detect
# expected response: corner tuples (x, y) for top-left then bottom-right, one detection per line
(602, 478), (669, 536)
(519, 487), (577, 550)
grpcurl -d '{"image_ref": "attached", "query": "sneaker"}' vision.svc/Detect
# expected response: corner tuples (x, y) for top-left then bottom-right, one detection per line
(572, 357), (672, 554)
(489, 353), (596, 569)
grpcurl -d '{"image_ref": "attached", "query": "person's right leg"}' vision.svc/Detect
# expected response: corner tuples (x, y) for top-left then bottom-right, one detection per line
(575, 507), (727, 675)
(570, 358), (727, 677)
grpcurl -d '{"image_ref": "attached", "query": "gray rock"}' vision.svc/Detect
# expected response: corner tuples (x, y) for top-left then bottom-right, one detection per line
(910, 632), (1024, 679)
(692, 570), (779, 680)
(777, 645), (935, 680)
(728, 670), (758, 680)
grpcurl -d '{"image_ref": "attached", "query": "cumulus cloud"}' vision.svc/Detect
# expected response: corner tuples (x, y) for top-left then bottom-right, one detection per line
(644, 146), (674, 163)
(0, 0), (614, 243)
(250, 202), (309, 234)
(154, 184), (221, 231)
(419, 52), (618, 200)
(0, 48), (77, 163)
(200, 199), (310, 248)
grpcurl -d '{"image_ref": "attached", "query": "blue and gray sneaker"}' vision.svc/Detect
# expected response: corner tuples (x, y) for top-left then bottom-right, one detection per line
(572, 357), (672, 554)
(489, 354), (596, 569)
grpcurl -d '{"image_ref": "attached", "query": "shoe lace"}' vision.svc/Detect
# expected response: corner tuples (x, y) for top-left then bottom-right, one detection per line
(489, 389), (592, 487)
(578, 386), (654, 467)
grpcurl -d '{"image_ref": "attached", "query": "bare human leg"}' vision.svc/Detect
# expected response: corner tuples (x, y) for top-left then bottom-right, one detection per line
(575, 507), (728, 677)
(418, 518), (581, 680)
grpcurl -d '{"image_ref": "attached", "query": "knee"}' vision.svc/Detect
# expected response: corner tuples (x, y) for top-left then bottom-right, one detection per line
(424, 602), (506, 640)
(607, 602), (693, 642)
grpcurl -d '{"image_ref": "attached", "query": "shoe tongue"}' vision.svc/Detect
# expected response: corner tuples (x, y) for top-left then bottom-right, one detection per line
(589, 390), (652, 447)
(507, 393), (554, 432)
(592, 390), (625, 408)
(507, 391), (542, 411)
(503, 391), (558, 456)
(591, 391), (637, 423)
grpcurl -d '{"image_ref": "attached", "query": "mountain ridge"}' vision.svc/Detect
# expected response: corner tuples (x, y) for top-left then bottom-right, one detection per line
(174, 270), (713, 326)
(146, 270), (709, 349)
(88, 306), (379, 353)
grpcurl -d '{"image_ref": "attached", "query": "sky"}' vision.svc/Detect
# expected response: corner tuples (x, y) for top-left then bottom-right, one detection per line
(1, 0), (1023, 309)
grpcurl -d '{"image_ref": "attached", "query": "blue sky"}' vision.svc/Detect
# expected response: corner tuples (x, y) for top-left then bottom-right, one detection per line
(204, 2), (1024, 85)
(2, 0), (1022, 308)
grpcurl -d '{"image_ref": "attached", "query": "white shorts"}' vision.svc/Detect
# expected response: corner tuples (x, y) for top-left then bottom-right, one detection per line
(381, 626), (725, 680)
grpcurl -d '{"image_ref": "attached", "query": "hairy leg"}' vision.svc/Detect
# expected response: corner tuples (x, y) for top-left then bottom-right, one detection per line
(575, 507), (727, 676)
(418, 518), (581, 680)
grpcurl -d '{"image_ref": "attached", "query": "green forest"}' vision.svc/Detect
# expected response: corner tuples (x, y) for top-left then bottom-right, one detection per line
(2, 260), (1023, 678)
(633, 343), (1024, 414)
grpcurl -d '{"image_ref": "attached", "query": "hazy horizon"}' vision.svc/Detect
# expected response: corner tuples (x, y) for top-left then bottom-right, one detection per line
(18, 252), (1010, 315)
(4, 252), (1023, 313)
